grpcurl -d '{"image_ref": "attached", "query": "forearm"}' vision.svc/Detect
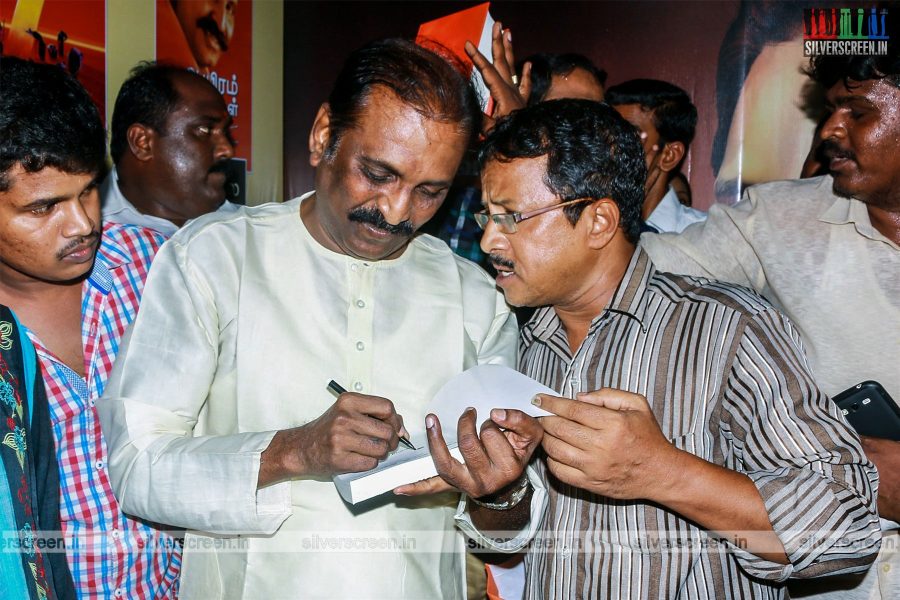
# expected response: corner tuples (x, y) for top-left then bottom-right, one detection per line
(655, 449), (788, 564)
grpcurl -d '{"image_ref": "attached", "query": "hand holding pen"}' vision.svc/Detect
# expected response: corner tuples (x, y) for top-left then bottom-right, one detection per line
(328, 380), (416, 450)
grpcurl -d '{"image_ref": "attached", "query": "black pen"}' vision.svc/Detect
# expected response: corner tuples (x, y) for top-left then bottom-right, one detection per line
(327, 380), (417, 450)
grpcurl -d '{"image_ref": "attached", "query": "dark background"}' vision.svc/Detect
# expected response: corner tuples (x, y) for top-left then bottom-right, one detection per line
(283, 1), (744, 209)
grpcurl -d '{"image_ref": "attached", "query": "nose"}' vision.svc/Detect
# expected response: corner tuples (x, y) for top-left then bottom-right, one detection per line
(212, 0), (236, 39)
(819, 110), (847, 142)
(479, 217), (508, 256)
(215, 130), (235, 161)
(375, 189), (413, 226)
(62, 193), (98, 239)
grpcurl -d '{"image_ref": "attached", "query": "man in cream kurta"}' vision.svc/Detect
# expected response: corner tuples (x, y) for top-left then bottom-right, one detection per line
(97, 39), (516, 598)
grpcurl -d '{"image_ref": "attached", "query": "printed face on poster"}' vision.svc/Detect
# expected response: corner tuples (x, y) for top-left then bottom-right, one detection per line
(0, 0), (106, 119)
(157, 0), (253, 169)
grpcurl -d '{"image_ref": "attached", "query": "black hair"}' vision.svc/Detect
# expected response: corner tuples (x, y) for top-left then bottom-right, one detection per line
(325, 38), (482, 158)
(524, 53), (607, 106)
(0, 57), (106, 191)
(478, 99), (645, 244)
(605, 79), (698, 148)
(110, 61), (210, 163)
(807, 6), (900, 89)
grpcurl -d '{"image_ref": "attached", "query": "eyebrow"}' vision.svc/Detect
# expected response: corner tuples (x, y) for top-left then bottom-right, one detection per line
(359, 156), (452, 187)
(21, 176), (100, 210)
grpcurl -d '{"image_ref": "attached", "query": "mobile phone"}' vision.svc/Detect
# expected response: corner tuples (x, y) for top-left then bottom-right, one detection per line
(833, 381), (900, 442)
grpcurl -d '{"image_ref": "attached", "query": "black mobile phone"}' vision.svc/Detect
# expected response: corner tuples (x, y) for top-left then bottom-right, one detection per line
(833, 381), (900, 442)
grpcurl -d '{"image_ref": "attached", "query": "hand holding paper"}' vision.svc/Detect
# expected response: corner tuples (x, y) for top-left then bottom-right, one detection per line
(395, 405), (543, 497)
(465, 20), (531, 131)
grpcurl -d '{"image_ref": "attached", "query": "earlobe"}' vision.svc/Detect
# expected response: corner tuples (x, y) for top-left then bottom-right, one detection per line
(309, 103), (332, 167)
(659, 142), (685, 174)
(126, 124), (154, 162)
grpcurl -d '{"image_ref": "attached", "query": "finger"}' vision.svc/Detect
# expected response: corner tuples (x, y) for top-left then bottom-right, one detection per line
(397, 414), (410, 441)
(465, 40), (499, 81)
(341, 429), (393, 459)
(541, 431), (587, 470)
(502, 27), (516, 76)
(425, 414), (475, 490)
(545, 455), (588, 489)
(345, 393), (398, 421)
(519, 62), (533, 102)
(534, 394), (607, 428)
(393, 475), (456, 496)
(540, 415), (593, 451)
(491, 24), (512, 81)
(455, 408), (492, 475)
(478, 418), (519, 472)
(490, 408), (543, 451)
(576, 388), (649, 412)
(347, 413), (399, 449)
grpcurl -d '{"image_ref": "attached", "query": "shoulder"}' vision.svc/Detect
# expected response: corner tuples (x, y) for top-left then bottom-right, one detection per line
(648, 268), (778, 320)
(738, 175), (836, 216)
(413, 233), (497, 290)
(170, 199), (302, 250)
(100, 222), (167, 266)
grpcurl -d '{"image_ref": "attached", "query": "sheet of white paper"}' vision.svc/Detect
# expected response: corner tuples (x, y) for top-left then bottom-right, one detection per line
(426, 364), (556, 439)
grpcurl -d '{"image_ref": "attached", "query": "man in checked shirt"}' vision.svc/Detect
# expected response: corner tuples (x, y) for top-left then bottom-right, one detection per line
(401, 99), (882, 599)
(0, 57), (181, 598)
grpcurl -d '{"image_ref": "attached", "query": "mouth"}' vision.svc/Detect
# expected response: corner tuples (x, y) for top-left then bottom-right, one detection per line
(359, 221), (396, 240)
(489, 256), (517, 286)
(59, 237), (99, 263)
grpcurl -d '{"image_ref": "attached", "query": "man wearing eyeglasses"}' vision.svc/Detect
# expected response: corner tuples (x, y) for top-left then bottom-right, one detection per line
(403, 99), (881, 599)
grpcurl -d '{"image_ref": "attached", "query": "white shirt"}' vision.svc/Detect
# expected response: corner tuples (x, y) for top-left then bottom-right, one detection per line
(101, 166), (238, 237)
(641, 175), (900, 600)
(646, 185), (707, 233)
(97, 194), (518, 599)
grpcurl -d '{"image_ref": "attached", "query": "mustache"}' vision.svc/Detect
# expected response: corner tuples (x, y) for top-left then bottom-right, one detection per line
(197, 15), (229, 51)
(347, 207), (414, 237)
(56, 231), (100, 260)
(488, 253), (515, 270)
(819, 139), (857, 163)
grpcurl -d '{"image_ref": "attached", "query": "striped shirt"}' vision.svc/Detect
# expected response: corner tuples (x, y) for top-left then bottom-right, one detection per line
(28, 223), (181, 599)
(515, 249), (880, 599)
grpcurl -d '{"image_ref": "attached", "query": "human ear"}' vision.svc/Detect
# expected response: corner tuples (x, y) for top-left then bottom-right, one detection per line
(126, 124), (155, 162)
(309, 103), (332, 168)
(583, 198), (620, 249)
(658, 141), (685, 174)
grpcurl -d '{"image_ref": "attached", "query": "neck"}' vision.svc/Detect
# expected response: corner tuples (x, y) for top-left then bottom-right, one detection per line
(867, 205), (900, 245)
(116, 164), (187, 227)
(553, 241), (635, 353)
(642, 178), (669, 221)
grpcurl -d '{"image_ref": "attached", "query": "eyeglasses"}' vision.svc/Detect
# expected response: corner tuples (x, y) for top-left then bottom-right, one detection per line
(474, 198), (592, 234)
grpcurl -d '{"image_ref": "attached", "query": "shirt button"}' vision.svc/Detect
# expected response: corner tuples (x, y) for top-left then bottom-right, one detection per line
(114, 588), (124, 597)
(356, 299), (366, 309)
(884, 564), (891, 573)
(89, 399), (96, 407)
(111, 529), (120, 539)
(95, 461), (104, 470)
(353, 382), (363, 392)
(356, 341), (365, 351)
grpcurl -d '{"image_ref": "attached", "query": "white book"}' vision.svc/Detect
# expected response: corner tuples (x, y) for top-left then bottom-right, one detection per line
(333, 364), (555, 504)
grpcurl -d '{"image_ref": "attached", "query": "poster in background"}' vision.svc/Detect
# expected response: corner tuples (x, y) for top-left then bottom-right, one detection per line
(0, 0), (106, 119)
(156, 0), (253, 170)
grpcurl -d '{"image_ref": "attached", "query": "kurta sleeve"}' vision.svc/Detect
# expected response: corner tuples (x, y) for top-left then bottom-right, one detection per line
(640, 186), (768, 290)
(97, 237), (292, 535)
(720, 307), (881, 580)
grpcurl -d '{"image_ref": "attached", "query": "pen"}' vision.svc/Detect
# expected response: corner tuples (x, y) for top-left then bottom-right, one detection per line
(327, 380), (417, 450)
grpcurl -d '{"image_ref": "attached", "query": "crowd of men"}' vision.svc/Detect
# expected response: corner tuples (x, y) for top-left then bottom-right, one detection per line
(0, 13), (897, 600)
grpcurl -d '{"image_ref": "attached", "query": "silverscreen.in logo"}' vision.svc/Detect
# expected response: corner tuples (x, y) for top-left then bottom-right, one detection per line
(804, 7), (889, 56)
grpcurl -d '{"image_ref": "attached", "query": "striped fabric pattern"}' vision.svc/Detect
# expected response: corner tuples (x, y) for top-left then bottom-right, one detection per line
(30, 223), (181, 599)
(520, 248), (880, 599)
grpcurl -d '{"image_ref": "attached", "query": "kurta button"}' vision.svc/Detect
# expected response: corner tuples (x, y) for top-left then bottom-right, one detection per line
(353, 382), (363, 392)
(356, 299), (365, 308)
(356, 342), (365, 351)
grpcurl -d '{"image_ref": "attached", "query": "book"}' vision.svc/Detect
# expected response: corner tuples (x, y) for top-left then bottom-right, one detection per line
(333, 364), (555, 504)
